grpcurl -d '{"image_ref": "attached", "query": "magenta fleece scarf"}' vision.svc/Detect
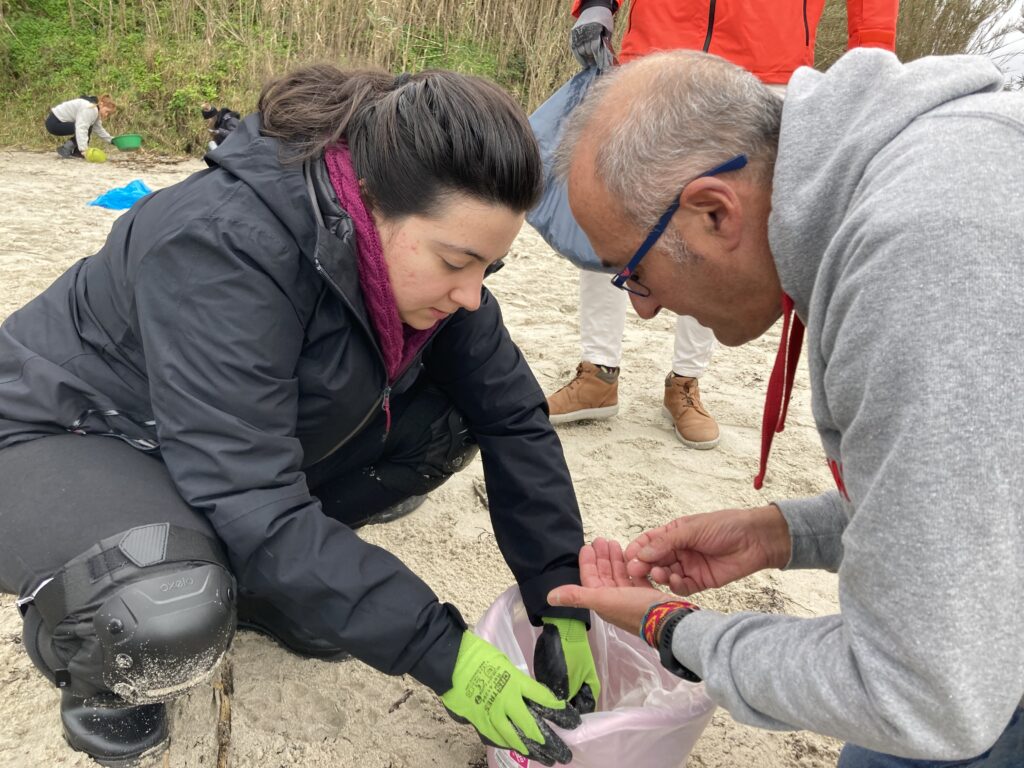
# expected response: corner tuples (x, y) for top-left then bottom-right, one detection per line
(323, 145), (437, 383)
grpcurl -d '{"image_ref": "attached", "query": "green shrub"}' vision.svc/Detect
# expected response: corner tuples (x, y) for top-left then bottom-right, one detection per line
(0, 0), (1012, 155)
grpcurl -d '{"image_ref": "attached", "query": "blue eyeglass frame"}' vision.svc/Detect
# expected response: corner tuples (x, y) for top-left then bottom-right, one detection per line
(610, 154), (749, 297)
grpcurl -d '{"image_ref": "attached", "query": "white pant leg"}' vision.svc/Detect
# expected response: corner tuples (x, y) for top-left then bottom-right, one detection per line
(671, 314), (717, 377)
(579, 269), (628, 367)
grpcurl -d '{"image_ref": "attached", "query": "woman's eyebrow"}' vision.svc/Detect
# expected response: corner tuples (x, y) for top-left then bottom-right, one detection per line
(433, 240), (487, 262)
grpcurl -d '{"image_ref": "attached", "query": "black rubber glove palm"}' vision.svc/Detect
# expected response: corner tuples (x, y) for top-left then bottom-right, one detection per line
(534, 617), (600, 714)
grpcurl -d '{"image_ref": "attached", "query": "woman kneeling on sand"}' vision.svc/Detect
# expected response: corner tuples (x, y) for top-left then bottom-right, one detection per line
(0, 65), (599, 767)
(45, 93), (116, 159)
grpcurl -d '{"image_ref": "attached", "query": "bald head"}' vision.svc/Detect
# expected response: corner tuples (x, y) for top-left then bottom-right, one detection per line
(557, 50), (783, 232)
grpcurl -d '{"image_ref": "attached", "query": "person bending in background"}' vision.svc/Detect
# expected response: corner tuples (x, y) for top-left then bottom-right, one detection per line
(201, 101), (241, 151)
(1, 66), (599, 767)
(547, 0), (897, 450)
(46, 94), (116, 159)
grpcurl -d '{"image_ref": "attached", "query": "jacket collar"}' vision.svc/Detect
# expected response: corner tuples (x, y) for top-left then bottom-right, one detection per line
(302, 156), (370, 323)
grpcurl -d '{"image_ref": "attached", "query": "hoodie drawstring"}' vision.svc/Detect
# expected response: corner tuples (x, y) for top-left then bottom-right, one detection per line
(754, 293), (805, 489)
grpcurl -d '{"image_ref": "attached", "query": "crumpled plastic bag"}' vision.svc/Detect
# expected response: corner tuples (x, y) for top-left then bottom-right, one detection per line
(84, 147), (107, 163)
(525, 68), (610, 273)
(88, 179), (153, 210)
(477, 586), (717, 768)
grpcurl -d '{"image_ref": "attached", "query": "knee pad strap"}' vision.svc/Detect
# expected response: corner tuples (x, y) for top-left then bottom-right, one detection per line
(19, 523), (228, 631)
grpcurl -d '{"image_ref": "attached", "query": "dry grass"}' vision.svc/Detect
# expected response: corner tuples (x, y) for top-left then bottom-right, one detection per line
(2, 0), (1015, 152)
(112, 0), (579, 112)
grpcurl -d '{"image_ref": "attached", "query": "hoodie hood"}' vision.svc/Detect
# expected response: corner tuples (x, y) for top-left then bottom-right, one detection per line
(204, 113), (321, 250)
(768, 49), (1004, 318)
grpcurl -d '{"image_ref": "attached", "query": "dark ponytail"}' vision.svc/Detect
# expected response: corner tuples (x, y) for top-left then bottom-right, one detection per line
(259, 64), (542, 217)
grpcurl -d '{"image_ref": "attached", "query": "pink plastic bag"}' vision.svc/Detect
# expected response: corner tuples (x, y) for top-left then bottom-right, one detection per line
(476, 587), (716, 768)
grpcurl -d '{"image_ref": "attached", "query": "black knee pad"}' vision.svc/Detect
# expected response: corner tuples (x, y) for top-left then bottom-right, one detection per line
(92, 562), (235, 702)
(376, 406), (479, 497)
(19, 524), (236, 704)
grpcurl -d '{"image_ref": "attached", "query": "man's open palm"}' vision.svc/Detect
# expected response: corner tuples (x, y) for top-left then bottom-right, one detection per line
(548, 538), (674, 635)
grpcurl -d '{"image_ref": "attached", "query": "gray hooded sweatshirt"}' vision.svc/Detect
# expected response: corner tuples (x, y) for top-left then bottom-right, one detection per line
(673, 49), (1024, 759)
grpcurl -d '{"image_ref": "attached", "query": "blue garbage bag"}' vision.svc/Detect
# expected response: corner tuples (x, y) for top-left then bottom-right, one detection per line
(526, 68), (609, 273)
(88, 179), (153, 210)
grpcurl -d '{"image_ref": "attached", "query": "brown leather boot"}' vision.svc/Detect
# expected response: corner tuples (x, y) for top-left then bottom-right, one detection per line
(546, 362), (619, 424)
(663, 373), (720, 449)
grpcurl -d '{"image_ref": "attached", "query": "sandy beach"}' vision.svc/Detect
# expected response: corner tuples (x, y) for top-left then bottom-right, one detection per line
(0, 148), (841, 768)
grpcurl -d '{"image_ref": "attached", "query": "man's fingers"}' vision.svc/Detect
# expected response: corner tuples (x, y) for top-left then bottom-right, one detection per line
(637, 521), (702, 564)
(578, 544), (601, 588)
(627, 521), (674, 560)
(591, 537), (633, 587)
(607, 540), (634, 587)
(624, 531), (653, 561)
(548, 584), (625, 612)
(592, 537), (619, 586)
(638, 537), (676, 563)
(650, 565), (675, 585)
(547, 584), (590, 609)
(626, 557), (653, 581)
(667, 572), (700, 596)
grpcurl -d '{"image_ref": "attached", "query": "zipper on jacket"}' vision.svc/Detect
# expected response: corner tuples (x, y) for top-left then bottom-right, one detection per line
(702, 0), (717, 51)
(316, 391), (384, 464)
(311, 256), (390, 457)
(802, 0), (810, 46)
(381, 386), (392, 442)
(311, 255), (453, 459)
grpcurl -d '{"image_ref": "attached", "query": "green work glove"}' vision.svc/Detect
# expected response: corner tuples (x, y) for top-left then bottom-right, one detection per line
(441, 631), (581, 767)
(534, 616), (601, 714)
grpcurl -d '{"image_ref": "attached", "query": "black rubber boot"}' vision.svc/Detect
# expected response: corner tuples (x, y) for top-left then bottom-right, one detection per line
(236, 591), (350, 661)
(56, 139), (76, 158)
(60, 691), (168, 768)
(359, 493), (427, 526)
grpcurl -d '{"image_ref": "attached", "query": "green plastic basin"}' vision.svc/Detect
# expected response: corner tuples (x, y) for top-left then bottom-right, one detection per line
(112, 134), (143, 151)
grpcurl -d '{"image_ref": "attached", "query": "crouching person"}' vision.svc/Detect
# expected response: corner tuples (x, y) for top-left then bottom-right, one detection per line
(0, 64), (598, 767)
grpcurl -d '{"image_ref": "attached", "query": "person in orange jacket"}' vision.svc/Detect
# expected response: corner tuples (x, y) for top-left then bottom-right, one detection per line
(547, 0), (898, 448)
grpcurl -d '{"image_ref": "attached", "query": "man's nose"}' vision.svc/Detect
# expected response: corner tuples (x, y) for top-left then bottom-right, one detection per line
(629, 291), (662, 319)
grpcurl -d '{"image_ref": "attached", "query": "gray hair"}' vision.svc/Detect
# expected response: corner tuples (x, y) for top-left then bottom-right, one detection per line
(556, 50), (783, 231)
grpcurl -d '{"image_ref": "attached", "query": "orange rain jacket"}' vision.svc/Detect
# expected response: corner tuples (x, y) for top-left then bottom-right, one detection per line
(571, 0), (898, 84)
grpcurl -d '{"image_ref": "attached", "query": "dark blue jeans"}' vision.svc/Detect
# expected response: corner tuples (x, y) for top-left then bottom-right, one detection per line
(838, 707), (1024, 768)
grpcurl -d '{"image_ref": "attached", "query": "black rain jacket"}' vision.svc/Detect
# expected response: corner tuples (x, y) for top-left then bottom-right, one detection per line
(0, 115), (586, 693)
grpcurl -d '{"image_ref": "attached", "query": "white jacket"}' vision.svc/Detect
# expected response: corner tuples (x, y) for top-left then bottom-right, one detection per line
(50, 98), (112, 152)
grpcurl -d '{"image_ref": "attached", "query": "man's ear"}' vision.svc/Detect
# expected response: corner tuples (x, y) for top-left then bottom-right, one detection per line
(678, 177), (743, 251)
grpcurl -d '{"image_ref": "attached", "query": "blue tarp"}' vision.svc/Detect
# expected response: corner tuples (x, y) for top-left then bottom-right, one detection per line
(87, 179), (153, 210)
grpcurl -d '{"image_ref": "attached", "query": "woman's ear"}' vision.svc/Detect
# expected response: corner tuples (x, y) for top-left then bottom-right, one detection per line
(358, 179), (380, 213)
(361, 182), (391, 235)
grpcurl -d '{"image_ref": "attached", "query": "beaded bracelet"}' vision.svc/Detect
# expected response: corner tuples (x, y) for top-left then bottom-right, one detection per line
(639, 599), (700, 648)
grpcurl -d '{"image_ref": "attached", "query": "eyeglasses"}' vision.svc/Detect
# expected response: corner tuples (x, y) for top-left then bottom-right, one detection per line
(610, 154), (749, 297)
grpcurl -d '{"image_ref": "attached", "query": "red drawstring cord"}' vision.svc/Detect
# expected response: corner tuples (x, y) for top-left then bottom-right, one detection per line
(754, 294), (805, 489)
